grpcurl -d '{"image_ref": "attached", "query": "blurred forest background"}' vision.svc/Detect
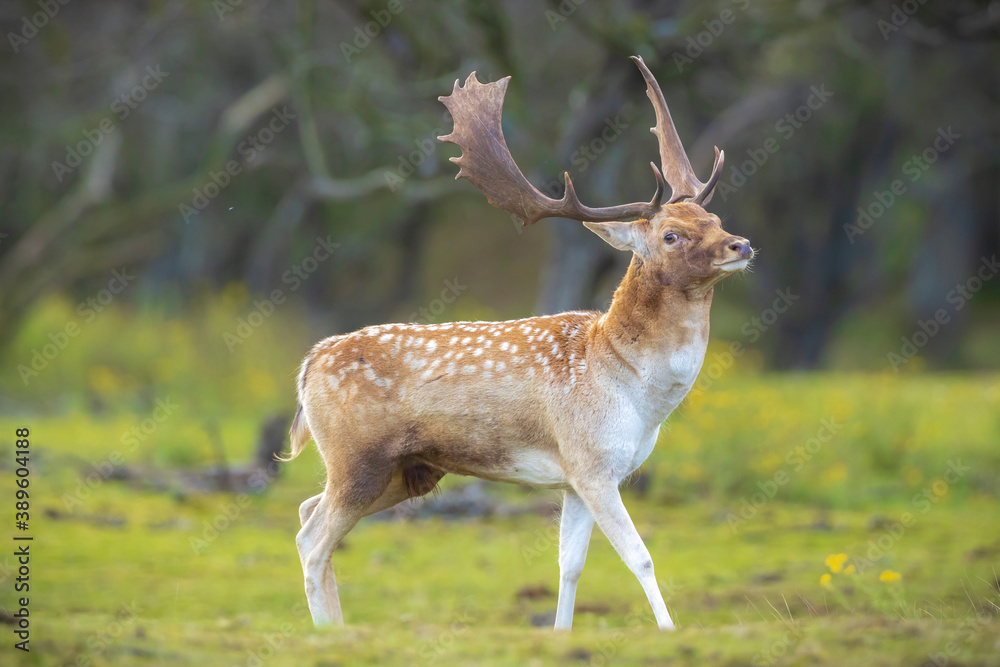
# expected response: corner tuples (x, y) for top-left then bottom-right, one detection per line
(1, 1), (1000, 665)
(1, 0), (998, 386)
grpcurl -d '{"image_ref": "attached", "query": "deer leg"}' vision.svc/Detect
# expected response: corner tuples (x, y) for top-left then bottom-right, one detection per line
(554, 490), (594, 631)
(299, 493), (322, 526)
(359, 469), (425, 517)
(296, 494), (360, 627)
(573, 478), (675, 630)
(296, 456), (397, 627)
(295, 458), (443, 627)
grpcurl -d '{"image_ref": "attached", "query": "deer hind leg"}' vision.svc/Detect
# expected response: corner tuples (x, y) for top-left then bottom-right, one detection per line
(358, 464), (444, 519)
(295, 459), (445, 627)
(299, 494), (322, 526)
(296, 453), (396, 627)
(296, 494), (354, 627)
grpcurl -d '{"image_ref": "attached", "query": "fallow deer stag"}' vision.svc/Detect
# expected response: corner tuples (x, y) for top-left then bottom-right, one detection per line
(285, 55), (753, 631)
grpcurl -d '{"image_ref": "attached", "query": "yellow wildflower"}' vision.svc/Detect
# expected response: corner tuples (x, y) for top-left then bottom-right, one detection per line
(844, 564), (856, 575)
(759, 452), (782, 471)
(87, 366), (121, 396)
(879, 569), (901, 583)
(820, 573), (832, 588)
(821, 462), (848, 485)
(824, 553), (848, 573)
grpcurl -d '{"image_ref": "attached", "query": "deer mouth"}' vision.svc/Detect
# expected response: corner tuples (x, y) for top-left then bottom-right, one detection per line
(714, 258), (749, 272)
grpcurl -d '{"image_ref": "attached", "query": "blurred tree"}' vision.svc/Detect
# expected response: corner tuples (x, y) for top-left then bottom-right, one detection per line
(0, 0), (997, 368)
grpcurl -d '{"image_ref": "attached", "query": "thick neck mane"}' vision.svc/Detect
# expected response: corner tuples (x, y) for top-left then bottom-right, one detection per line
(590, 255), (713, 373)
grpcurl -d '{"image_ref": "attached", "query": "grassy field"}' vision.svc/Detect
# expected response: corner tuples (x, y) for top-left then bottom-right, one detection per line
(1, 300), (999, 665)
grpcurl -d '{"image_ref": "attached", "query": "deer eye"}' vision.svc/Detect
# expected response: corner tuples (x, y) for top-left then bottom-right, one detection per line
(663, 233), (678, 244)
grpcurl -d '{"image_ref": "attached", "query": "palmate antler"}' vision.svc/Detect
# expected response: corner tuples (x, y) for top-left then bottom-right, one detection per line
(438, 56), (724, 225)
(437, 73), (665, 225)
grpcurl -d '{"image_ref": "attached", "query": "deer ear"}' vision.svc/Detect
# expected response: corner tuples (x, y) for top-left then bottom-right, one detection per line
(583, 220), (646, 252)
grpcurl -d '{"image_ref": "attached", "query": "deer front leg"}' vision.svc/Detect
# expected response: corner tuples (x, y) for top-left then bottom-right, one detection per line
(554, 490), (594, 630)
(573, 477), (675, 630)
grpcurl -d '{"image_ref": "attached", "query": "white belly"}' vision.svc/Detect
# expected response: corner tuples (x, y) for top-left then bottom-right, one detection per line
(484, 449), (568, 488)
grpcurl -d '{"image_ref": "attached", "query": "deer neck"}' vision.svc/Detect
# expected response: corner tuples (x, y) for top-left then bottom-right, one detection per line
(591, 255), (713, 415)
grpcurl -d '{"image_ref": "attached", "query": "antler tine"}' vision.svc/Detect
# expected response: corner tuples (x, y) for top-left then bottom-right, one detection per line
(630, 55), (722, 205)
(438, 72), (659, 225)
(648, 161), (666, 208)
(692, 147), (725, 205)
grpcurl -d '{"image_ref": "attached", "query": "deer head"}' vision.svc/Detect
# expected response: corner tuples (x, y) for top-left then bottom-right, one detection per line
(438, 55), (753, 293)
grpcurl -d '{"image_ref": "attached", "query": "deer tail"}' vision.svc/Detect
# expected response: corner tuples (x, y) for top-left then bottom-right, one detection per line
(278, 402), (311, 462)
(278, 353), (315, 462)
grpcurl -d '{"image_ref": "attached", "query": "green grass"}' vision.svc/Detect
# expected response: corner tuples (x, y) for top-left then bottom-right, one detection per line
(3, 388), (999, 666)
(1, 300), (998, 665)
(7, 497), (1000, 665)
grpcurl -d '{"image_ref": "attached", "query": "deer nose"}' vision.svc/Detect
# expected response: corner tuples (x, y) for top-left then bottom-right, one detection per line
(728, 239), (753, 259)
